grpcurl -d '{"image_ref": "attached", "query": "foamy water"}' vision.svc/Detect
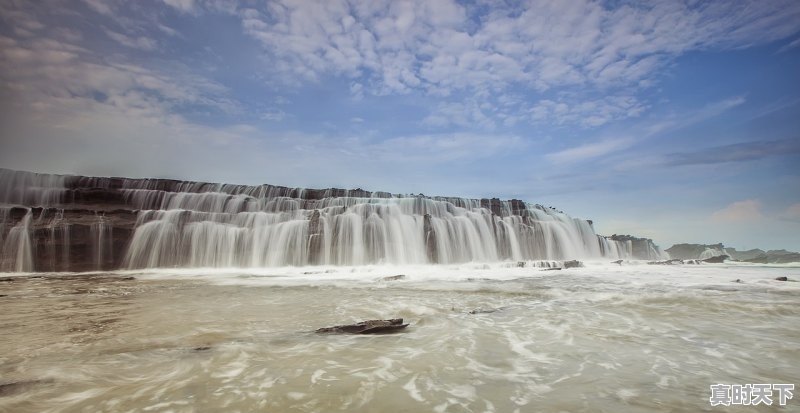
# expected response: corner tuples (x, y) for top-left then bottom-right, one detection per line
(1, 261), (798, 412)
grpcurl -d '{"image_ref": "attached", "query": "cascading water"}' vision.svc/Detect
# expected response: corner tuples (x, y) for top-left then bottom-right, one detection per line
(1, 208), (34, 272)
(91, 215), (113, 270)
(0, 168), (668, 271)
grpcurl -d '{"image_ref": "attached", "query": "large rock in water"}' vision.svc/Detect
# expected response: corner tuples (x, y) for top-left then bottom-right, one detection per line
(315, 319), (409, 334)
(702, 255), (728, 263)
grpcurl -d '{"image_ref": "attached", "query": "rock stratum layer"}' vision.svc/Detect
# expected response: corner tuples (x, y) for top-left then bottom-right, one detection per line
(0, 168), (666, 272)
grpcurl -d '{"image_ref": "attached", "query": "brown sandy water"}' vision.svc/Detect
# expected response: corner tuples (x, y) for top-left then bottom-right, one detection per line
(0, 263), (799, 412)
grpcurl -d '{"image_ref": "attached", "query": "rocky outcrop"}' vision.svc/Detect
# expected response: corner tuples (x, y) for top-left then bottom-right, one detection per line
(666, 243), (800, 264)
(608, 234), (666, 260)
(665, 243), (725, 260)
(315, 318), (409, 334)
(760, 250), (800, 264)
(702, 255), (728, 263)
(647, 259), (685, 265)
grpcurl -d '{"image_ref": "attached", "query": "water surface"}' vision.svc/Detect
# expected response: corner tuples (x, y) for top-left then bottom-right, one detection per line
(1, 262), (798, 412)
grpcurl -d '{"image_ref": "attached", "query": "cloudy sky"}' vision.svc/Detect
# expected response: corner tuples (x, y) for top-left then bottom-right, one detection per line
(1, 0), (799, 251)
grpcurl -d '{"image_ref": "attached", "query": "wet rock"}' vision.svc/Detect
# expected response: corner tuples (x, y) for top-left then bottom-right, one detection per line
(516, 261), (526, 268)
(120, 276), (135, 281)
(423, 213), (437, 263)
(0, 294), (7, 297)
(193, 346), (212, 352)
(379, 275), (406, 281)
(775, 276), (788, 281)
(612, 259), (623, 265)
(702, 255), (729, 263)
(468, 308), (498, 314)
(734, 279), (743, 283)
(647, 259), (684, 265)
(543, 267), (562, 271)
(0, 379), (54, 397)
(0, 277), (14, 282)
(316, 318), (409, 334)
(563, 260), (583, 268)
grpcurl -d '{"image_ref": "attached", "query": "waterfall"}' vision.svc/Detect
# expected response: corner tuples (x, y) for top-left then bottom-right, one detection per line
(1, 208), (34, 272)
(37, 209), (71, 272)
(0, 168), (666, 271)
(0, 169), (67, 207)
(119, 195), (638, 268)
(91, 215), (113, 270)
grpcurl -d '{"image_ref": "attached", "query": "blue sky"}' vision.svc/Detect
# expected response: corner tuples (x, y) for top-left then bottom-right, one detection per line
(1, 0), (799, 251)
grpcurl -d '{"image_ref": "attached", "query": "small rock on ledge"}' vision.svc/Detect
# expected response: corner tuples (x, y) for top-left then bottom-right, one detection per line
(316, 318), (409, 334)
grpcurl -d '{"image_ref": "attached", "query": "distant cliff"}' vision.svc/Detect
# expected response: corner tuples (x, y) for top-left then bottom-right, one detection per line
(1, 168), (667, 272)
(665, 243), (799, 263)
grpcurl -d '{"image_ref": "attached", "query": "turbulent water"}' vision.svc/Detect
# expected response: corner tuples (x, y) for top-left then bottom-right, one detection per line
(1, 262), (798, 412)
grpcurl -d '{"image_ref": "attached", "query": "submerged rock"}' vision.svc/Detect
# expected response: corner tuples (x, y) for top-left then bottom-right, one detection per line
(543, 267), (562, 271)
(0, 379), (54, 397)
(316, 318), (409, 334)
(468, 308), (498, 314)
(379, 275), (406, 282)
(612, 259), (623, 265)
(775, 276), (789, 282)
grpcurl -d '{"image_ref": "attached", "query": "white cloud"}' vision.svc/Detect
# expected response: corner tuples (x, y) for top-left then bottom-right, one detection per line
(369, 133), (524, 163)
(781, 203), (800, 222)
(105, 30), (158, 51)
(232, 0), (800, 98)
(546, 137), (635, 163)
(423, 100), (497, 130)
(778, 37), (800, 53)
(81, 0), (114, 16)
(530, 95), (646, 127)
(711, 199), (764, 222)
(163, 0), (197, 13)
(260, 109), (286, 121)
